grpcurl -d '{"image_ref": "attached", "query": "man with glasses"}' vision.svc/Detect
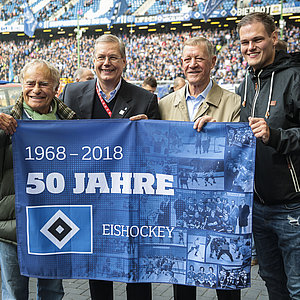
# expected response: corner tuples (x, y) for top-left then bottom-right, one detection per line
(60, 34), (159, 122)
(59, 34), (160, 300)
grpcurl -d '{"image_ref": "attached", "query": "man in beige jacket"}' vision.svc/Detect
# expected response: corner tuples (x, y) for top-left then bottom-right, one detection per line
(159, 37), (241, 300)
(159, 37), (240, 130)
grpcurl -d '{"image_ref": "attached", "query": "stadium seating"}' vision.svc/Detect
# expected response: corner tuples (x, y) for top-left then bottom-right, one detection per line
(0, 0), (296, 23)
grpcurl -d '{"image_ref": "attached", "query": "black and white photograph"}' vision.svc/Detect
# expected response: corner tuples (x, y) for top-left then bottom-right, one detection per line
(187, 232), (206, 262)
(173, 191), (251, 234)
(168, 123), (226, 160)
(224, 146), (255, 193)
(139, 245), (186, 283)
(206, 234), (252, 266)
(226, 125), (256, 148)
(218, 265), (250, 289)
(177, 158), (224, 191)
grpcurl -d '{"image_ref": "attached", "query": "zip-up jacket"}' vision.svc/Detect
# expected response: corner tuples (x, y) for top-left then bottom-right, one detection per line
(237, 51), (300, 205)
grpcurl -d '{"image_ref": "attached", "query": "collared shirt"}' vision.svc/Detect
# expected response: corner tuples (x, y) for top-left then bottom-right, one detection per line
(96, 78), (122, 103)
(186, 80), (212, 121)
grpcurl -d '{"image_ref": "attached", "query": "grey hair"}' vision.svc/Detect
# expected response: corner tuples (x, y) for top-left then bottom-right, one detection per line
(20, 59), (61, 90)
(74, 67), (94, 80)
(183, 37), (216, 57)
(94, 34), (126, 58)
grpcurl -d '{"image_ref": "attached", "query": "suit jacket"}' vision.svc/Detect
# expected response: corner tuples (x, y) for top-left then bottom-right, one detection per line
(159, 81), (240, 122)
(59, 78), (160, 120)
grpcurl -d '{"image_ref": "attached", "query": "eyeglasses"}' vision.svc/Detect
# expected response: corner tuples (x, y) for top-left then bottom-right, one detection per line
(95, 55), (123, 63)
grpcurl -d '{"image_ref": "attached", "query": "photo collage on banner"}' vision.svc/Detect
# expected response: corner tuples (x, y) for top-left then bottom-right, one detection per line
(136, 121), (255, 289)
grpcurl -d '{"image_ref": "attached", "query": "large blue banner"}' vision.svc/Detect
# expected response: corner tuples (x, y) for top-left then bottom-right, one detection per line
(13, 119), (255, 289)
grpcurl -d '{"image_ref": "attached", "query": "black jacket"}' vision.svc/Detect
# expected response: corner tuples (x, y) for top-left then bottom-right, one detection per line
(59, 78), (160, 120)
(237, 51), (300, 205)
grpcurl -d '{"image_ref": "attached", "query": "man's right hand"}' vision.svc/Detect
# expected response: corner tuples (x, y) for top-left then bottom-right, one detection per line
(248, 117), (270, 144)
(0, 113), (17, 135)
(193, 115), (216, 132)
(129, 114), (148, 121)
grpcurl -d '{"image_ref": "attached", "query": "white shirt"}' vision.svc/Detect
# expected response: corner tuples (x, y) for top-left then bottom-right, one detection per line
(96, 78), (122, 103)
(186, 80), (212, 121)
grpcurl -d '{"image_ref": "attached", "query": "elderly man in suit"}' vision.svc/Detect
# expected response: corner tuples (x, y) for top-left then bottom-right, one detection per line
(59, 34), (160, 300)
(60, 34), (159, 122)
(159, 36), (241, 300)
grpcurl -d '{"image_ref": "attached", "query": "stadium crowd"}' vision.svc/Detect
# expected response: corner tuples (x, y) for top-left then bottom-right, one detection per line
(0, 26), (299, 84)
(0, 0), (200, 22)
(0, 0), (23, 22)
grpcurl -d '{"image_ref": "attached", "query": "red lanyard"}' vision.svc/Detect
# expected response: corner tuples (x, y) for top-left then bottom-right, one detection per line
(96, 83), (112, 117)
